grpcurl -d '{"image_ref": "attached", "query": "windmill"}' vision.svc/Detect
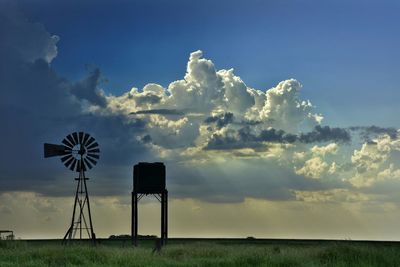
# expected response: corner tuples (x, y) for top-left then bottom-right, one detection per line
(44, 132), (99, 244)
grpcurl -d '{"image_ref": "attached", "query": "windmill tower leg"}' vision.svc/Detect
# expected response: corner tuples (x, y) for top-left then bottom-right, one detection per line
(83, 174), (96, 244)
(161, 190), (168, 245)
(62, 163), (95, 244)
(131, 192), (138, 246)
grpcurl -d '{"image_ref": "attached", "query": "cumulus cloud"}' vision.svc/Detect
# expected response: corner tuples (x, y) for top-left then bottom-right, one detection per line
(349, 134), (400, 188)
(295, 157), (330, 179)
(106, 50), (325, 152)
(311, 143), (338, 157)
(260, 79), (323, 132)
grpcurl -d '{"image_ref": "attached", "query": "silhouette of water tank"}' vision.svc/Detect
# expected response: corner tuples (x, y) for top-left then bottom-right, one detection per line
(134, 162), (166, 193)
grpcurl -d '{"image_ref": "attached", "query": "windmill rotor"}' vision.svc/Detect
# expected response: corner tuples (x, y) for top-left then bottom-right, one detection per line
(44, 132), (100, 172)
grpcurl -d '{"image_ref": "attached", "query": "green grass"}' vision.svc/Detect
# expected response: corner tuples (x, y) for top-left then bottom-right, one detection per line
(1, 239), (399, 267)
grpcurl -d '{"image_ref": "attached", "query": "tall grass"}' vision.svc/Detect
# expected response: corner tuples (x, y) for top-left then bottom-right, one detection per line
(0, 240), (399, 267)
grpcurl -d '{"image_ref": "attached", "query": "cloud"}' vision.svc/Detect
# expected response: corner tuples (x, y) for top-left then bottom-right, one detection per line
(107, 50), (323, 152)
(131, 109), (185, 116)
(70, 68), (107, 107)
(311, 143), (338, 157)
(204, 112), (234, 128)
(259, 79), (323, 133)
(349, 134), (400, 188)
(204, 126), (349, 150)
(292, 189), (370, 203)
(0, 4), (59, 64)
(349, 126), (398, 141)
(295, 157), (329, 179)
(299, 125), (351, 143)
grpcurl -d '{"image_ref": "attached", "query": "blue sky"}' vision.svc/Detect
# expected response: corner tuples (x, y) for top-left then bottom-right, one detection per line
(20, 0), (400, 126)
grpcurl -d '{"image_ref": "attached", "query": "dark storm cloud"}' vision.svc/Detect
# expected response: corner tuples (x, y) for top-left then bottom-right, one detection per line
(299, 125), (351, 143)
(204, 112), (234, 128)
(0, 6), (149, 197)
(141, 134), (152, 144)
(205, 125), (350, 150)
(349, 126), (398, 141)
(131, 109), (185, 116)
(70, 68), (107, 107)
(204, 132), (259, 150)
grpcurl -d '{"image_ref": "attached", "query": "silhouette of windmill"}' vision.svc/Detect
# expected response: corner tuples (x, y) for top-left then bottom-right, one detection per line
(44, 132), (99, 244)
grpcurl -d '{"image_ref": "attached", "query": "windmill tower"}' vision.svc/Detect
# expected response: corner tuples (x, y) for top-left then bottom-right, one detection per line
(44, 132), (100, 244)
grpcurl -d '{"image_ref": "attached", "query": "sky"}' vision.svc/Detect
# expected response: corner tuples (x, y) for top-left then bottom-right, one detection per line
(1, 0), (400, 240)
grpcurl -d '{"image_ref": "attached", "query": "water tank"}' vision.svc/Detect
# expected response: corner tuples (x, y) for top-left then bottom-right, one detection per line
(133, 162), (166, 193)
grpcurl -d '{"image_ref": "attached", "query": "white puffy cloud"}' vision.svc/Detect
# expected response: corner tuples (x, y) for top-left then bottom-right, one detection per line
(295, 157), (329, 179)
(350, 134), (400, 187)
(311, 143), (338, 156)
(218, 68), (255, 113)
(293, 143), (340, 179)
(105, 50), (325, 153)
(260, 79), (323, 132)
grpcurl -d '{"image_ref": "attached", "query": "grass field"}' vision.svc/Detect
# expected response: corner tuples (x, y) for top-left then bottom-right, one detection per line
(1, 239), (399, 267)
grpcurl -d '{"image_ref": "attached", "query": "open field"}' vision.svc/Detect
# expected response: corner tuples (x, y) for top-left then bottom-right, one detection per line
(1, 238), (400, 267)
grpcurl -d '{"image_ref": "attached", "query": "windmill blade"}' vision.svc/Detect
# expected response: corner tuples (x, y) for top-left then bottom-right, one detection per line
(78, 132), (84, 144)
(88, 148), (100, 153)
(62, 138), (74, 149)
(86, 156), (97, 165)
(66, 134), (76, 146)
(44, 143), (69, 158)
(86, 142), (98, 150)
(85, 137), (95, 147)
(61, 154), (73, 163)
(87, 153), (99, 159)
(84, 158), (93, 169)
(63, 156), (75, 169)
(81, 160), (87, 172)
(82, 133), (90, 146)
(72, 132), (79, 145)
(69, 159), (77, 171)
